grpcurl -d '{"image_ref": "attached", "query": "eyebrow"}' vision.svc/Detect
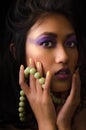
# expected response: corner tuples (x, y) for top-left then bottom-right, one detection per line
(27, 32), (76, 43)
(65, 33), (76, 39)
(37, 32), (76, 38)
(37, 32), (57, 38)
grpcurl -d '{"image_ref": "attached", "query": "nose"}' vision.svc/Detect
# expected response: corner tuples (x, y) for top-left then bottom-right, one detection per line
(55, 45), (69, 64)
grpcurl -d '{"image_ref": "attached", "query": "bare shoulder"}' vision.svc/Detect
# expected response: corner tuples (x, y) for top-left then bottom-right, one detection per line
(73, 107), (86, 130)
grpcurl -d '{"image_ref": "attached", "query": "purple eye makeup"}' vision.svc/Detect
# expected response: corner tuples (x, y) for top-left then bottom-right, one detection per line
(35, 35), (57, 47)
(64, 35), (78, 48)
(27, 33), (57, 48)
(27, 33), (78, 49)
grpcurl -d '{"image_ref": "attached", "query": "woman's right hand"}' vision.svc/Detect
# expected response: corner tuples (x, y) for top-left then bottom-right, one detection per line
(56, 69), (81, 130)
(19, 59), (57, 130)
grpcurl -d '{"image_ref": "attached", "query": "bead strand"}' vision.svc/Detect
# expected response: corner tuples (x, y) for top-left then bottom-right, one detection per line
(18, 90), (26, 122)
(50, 92), (65, 104)
(18, 66), (66, 122)
(24, 66), (65, 104)
(24, 67), (45, 88)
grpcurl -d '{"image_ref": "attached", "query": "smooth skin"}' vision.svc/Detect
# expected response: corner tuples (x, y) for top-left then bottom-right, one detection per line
(19, 14), (86, 130)
(25, 14), (78, 92)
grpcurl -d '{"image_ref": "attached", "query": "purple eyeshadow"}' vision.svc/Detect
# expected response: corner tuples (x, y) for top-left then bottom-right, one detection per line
(65, 35), (78, 44)
(35, 35), (56, 45)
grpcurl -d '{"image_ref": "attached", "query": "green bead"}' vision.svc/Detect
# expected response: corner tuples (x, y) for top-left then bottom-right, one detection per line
(34, 72), (41, 79)
(20, 117), (25, 122)
(19, 113), (24, 117)
(30, 67), (36, 74)
(20, 90), (24, 96)
(54, 98), (60, 104)
(24, 67), (31, 78)
(39, 77), (45, 84)
(52, 95), (56, 101)
(42, 84), (45, 88)
(57, 98), (61, 104)
(50, 92), (53, 96)
(62, 99), (65, 104)
(19, 96), (25, 101)
(19, 101), (25, 107)
(18, 107), (24, 112)
(50, 92), (62, 104)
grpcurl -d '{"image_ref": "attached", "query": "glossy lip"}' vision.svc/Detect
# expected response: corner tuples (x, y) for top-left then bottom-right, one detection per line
(54, 68), (71, 80)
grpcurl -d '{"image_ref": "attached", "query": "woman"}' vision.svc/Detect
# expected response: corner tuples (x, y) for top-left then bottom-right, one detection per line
(0, 0), (86, 130)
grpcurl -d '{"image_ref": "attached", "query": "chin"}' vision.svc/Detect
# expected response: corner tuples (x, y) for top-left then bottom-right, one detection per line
(51, 81), (71, 92)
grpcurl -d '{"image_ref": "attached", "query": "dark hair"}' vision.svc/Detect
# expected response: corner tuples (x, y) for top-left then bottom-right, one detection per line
(6, 0), (78, 66)
(1, 0), (86, 129)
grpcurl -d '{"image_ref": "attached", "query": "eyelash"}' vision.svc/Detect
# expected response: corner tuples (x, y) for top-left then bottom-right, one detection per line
(40, 40), (55, 48)
(40, 39), (77, 48)
(65, 40), (77, 48)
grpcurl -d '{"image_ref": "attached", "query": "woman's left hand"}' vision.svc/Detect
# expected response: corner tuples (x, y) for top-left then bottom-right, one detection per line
(56, 70), (81, 130)
(19, 62), (57, 130)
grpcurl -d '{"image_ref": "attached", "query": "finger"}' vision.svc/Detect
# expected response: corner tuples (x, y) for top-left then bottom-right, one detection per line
(36, 62), (43, 76)
(44, 71), (52, 94)
(74, 70), (81, 102)
(29, 58), (36, 92)
(70, 69), (81, 100)
(70, 73), (77, 99)
(76, 70), (81, 95)
(66, 69), (81, 108)
(36, 79), (43, 95)
(19, 65), (30, 96)
(36, 62), (43, 94)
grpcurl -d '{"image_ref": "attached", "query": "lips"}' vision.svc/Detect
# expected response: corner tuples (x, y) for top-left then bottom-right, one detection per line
(55, 68), (71, 79)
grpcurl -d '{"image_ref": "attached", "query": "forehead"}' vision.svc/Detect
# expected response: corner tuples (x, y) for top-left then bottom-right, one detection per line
(27, 14), (75, 39)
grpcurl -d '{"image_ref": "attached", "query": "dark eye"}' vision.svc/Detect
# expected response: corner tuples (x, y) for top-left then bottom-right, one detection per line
(65, 41), (77, 48)
(40, 40), (54, 48)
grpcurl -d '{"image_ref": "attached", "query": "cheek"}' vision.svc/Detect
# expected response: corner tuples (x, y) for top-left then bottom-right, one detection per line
(69, 50), (79, 70)
(25, 43), (41, 64)
(25, 44), (51, 70)
(73, 51), (78, 64)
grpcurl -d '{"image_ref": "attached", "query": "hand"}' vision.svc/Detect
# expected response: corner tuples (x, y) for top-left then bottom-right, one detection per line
(56, 69), (81, 130)
(19, 59), (57, 130)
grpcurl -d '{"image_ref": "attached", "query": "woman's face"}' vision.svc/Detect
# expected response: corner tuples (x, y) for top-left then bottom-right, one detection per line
(25, 14), (78, 92)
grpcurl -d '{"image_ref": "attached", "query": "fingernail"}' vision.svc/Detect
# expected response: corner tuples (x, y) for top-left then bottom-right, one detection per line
(37, 62), (41, 67)
(74, 68), (79, 76)
(76, 67), (79, 72)
(73, 73), (77, 80)
(20, 65), (24, 70)
(47, 71), (50, 76)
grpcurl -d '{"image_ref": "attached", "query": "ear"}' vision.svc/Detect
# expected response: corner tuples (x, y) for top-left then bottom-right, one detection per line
(10, 43), (16, 59)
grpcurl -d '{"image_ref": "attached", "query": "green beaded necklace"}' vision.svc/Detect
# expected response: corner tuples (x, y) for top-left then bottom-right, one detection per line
(18, 67), (65, 122)
(18, 90), (26, 122)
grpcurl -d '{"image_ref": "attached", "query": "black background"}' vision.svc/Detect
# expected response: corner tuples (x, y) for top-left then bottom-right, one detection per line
(0, 0), (86, 45)
(0, 0), (86, 57)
